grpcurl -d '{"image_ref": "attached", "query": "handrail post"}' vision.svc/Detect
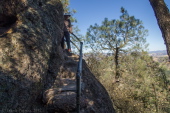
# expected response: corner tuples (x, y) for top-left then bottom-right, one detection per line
(76, 42), (83, 113)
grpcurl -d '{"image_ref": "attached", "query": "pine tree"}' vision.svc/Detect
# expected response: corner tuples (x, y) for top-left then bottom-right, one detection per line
(86, 7), (148, 80)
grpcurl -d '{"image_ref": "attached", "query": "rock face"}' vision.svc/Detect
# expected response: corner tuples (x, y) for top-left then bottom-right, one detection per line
(0, 0), (115, 113)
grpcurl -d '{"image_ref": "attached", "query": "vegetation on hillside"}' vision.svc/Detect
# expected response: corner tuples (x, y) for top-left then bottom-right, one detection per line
(84, 7), (170, 113)
(85, 51), (170, 113)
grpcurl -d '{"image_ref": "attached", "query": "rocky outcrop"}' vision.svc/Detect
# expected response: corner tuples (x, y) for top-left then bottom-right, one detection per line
(0, 0), (115, 112)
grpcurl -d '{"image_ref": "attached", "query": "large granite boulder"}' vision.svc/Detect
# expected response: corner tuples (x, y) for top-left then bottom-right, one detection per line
(0, 0), (115, 112)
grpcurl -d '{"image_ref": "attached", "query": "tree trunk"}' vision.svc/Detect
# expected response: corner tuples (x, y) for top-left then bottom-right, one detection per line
(149, 0), (170, 61)
(115, 45), (120, 81)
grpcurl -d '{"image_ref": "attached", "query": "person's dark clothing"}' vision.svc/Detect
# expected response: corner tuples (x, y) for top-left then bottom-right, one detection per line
(61, 18), (72, 50)
(61, 31), (71, 49)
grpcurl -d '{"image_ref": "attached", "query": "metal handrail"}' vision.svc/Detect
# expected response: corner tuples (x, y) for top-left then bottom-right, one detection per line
(70, 40), (80, 51)
(76, 42), (83, 113)
(71, 33), (81, 42)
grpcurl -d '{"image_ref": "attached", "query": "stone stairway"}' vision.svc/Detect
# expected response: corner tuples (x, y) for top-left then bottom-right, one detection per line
(43, 51), (86, 113)
(43, 50), (116, 113)
(57, 78), (76, 92)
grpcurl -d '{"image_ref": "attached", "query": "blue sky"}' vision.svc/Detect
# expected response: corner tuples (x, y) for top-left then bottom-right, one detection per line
(69, 0), (170, 51)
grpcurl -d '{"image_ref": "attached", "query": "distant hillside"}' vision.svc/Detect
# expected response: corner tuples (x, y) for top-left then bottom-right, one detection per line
(149, 50), (168, 57)
(149, 50), (170, 70)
